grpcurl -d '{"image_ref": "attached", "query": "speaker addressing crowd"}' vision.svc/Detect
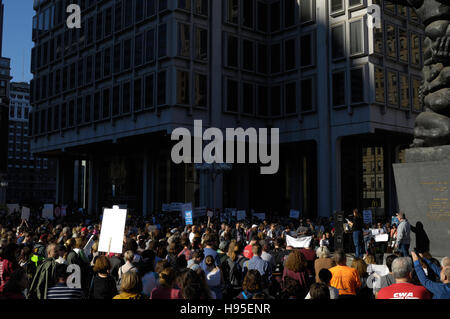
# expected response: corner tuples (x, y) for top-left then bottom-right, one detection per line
(0, 206), (448, 300)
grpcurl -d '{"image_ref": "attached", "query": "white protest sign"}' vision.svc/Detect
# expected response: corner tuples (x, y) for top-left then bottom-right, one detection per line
(253, 213), (266, 220)
(42, 204), (54, 220)
(363, 210), (372, 224)
(7, 204), (20, 214)
(371, 229), (381, 236)
(21, 207), (30, 221)
(207, 210), (214, 218)
(286, 235), (312, 248)
(375, 234), (389, 242)
(98, 206), (127, 254)
(83, 235), (95, 257)
(289, 209), (300, 219)
(237, 210), (246, 221)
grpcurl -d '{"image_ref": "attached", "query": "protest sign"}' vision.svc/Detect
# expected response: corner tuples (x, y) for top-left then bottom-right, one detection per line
(286, 235), (312, 248)
(98, 206), (127, 254)
(60, 205), (67, 217)
(207, 210), (214, 218)
(42, 204), (54, 220)
(7, 204), (20, 214)
(236, 210), (246, 221)
(83, 235), (95, 257)
(193, 207), (207, 218)
(391, 216), (399, 225)
(21, 207), (30, 221)
(184, 210), (193, 225)
(375, 234), (389, 242)
(363, 210), (372, 224)
(289, 209), (300, 219)
(371, 229), (381, 236)
(253, 213), (265, 220)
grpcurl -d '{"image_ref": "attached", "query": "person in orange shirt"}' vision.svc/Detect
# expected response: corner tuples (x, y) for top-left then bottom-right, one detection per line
(329, 249), (361, 299)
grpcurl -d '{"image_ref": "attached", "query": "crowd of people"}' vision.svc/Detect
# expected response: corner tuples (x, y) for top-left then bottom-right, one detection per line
(0, 206), (448, 300)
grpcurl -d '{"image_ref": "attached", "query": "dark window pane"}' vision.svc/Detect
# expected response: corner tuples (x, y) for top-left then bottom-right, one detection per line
(333, 72), (346, 106)
(124, 0), (133, 27)
(144, 74), (154, 109)
(300, 0), (313, 23)
(94, 91), (100, 121)
(257, 2), (268, 32)
(228, 0), (239, 24)
(257, 43), (267, 74)
(84, 94), (91, 123)
(300, 34), (312, 66)
(113, 85), (120, 116)
(331, 0), (343, 13)
(194, 73), (207, 107)
(243, 0), (254, 28)
(271, 43), (281, 73)
(285, 82), (296, 114)
(104, 88), (111, 119)
(123, 82), (131, 113)
(285, 38), (296, 70)
(177, 71), (190, 105)
(351, 68), (364, 103)
(227, 79), (238, 112)
(258, 86), (268, 116)
(332, 25), (345, 59)
(146, 0), (156, 17)
(86, 55), (93, 83)
(157, 71), (166, 105)
(195, 28), (207, 60)
(115, 0), (122, 32)
(104, 47), (111, 77)
(136, 0), (144, 21)
(145, 29), (155, 62)
(270, 1), (280, 32)
(134, 78), (142, 111)
(271, 86), (281, 116)
(135, 34), (144, 66)
(284, 0), (295, 28)
(114, 43), (121, 73)
(243, 83), (254, 114)
(243, 40), (254, 71)
(123, 38), (132, 70)
(158, 24), (167, 57)
(350, 20), (363, 55)
(105, 7), (112, 36)
(179, 23), (190, 57)
(227, 35), (238, 67)
(301, 78), (313, 112)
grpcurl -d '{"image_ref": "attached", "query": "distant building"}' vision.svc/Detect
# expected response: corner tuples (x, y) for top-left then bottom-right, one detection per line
(30, 1), (424, 219)
(6, 82), (56, 205)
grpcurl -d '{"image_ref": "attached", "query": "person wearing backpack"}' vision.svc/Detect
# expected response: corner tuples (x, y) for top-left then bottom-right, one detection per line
(221, 240), (246, 299)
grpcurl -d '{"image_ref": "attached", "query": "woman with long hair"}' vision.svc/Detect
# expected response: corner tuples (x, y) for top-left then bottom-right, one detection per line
(89, 255), (118, 299)
(150, 267), (183, 299)
(282, 249), (311, 298)
(180, 269), (212, 299)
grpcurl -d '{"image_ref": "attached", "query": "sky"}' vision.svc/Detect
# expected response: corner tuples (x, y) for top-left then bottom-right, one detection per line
(2, 0), (34, 83)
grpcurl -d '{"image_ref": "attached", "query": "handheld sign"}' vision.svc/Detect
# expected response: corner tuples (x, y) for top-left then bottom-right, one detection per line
(237, 210), (246, 221)
(286, 235), (312, 248)
(83, 235), (95, 257)
(184, 210), (193, 225)
(375, 234), (389, 242)
(207, 210), (214, 218)
(7, 204), (20, 214)
(42, 204), (54, 220)
(391, 216), (399, 225)
(21, 207), (30, 221)
(289, 209), (300, 219)
(363, 210), (372, 225)
(98, 206), (127, 254)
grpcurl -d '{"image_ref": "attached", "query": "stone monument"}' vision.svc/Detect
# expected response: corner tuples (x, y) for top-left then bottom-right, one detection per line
(392, 0), (450, 257)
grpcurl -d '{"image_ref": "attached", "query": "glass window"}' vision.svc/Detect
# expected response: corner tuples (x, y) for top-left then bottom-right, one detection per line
(285, 38), (296, 70)
(159, 0), (168, 11)
(84, 94), (91, 123)
(349, 0), (362, 7)
(285, 82), (296, 114)
(271, 43), (281, 74)
(195, 0), (208, 16)
(257, 86), (268, 116)
(243, 40), (254, 71)
(114, 43), (121, 73)
(349, 20), (363, 55)
(103, 88), (111, 118)
(300, 0), (314, 23)
(94, 92), (100, 121)
(158, 24), (167, 58)
(157, 71), (167, 105)
(257, 1), (268, 32)
(113, 85), (120, 116)
(386, 24), (397, 59)
(228, 0), (239, 24)
(95, 52), (102, 81)
(412, 77), (421, 112)
(300, 33), (313, 67)
(195, 28), (207, 61)
(178, 0), (192, 10)
(284, 0), (295, 28)
(257, 43), (268, 74)
(331, 0), (343, 13)
(179, 23), (190, 57)
(387, 70), (398, 107)
(384, 0), (396, 13)
(68, 100), (75, 127)
(351, 68), (364, 104)
(399, 74), (409, 110)
(145, 74), (154, 109)
(78, 59), (84, 86)
(177, 71), (190, 105)
(301, 78), (314, 112)
(399, 29), (408, 63)
(124, 0), (133, 27)
(96, 11), (103, 41)
(332, 71), (346, 107)
(410, 33), (420, 66)
(332, 25), (345, 60)
(243, 0), (254, 28)
(375, 67), (385, 104)
(134, 78), (142, 112)
(270, 1), (281, 32)
(136, 0), (144, 22)
(115, 0), (122, 32)
(145, 29), (155, 63)
(122, 82), (131, 113)
(373, 24), (383, 55)
(86, 55), (93, 83)
(135, 34), (144, 66)
(243, 83), (254, 114)
(54, 104), (60, 130)
(227, 35), (238, 68)
(146, 0), (156, 17)
(227, 79), (238, 112)
(271, 85), (281, 116)
(123, 38), (132, 70)
(76, 98), (82, 125)
(194, 74), (207, 108)
(104, 47), (112, 77)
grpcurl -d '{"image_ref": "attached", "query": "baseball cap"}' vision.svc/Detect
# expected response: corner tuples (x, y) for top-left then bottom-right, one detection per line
(251, 224), (258, 228)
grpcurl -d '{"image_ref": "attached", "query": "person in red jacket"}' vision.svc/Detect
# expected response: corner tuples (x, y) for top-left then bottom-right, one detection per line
(0, 243), (20, 294)
(243, 236), (258, 259)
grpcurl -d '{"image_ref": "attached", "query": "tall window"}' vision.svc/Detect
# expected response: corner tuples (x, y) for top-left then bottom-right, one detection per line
(113, 85), (120, 116)
(227, 35), (238, 68)
(258, 86), (268, 116)
(195, 0), (208, 16)
(146, 0), (156, 17)
(271, 85), (281, 116)
(301, 78), (314, 112)
(145, 29), (155, 63)
(386, 24), (397, 59)
(399, 74), (409, 110)
(332, 25), (345, 60)
(284, 0), (295, 28)
(179, 23), (190, 57)
(136, 0), (144, 22)
(94, 92), (100, 121)
(399, 29), (408, 63)
(135, 34), (144, 66)
(227, 79), (238, 112)
(285, 38), (296, 71)
(68, 100), (75, 127)
(123, 38), (132, 70)
(285, 82), (296, 114)
(243, 0), (254, 28)
(158, 24), (167, 58)
(271, 43), (281, 74)
(115, 0), (122, 32)
(300, 0), (314, 23)
(114, 43), (121, 73)
(257, 1), (268, 32)
(331, 0), (344, 14)
(95, 52), (102, 81)
(349, 20), (364, 55)
(270, 1), (281, 32)
(177, 71), (190, 105)
(351, 68), (364, 103)
(122, 82), (131, 113)
(134, 78), (142, 112)
(349, 0), (362, 7)
(76, 98), (83, 125)
(228, 0), (239, 24)
(300, 33), (313, 67)
(373, 24), (383, 55)
(84, 94), (91, 123)
(54, 104), (60, 130)
(375, 67), (385, 103)
(157, 71), (167, 105)
(387, 70), (398, 107)
(243, 40), (254, 71)
(332, 71), (346, 107)
(78, 59), (84, 86)
(412, 77), (421, 112)
(243, 83), (254, 114)
(124, 0), (133, 27)
(104, 47), (112, 77)
(194, 74), (207, 108)
(178, 0), (191, 10)
(144, 74), (155, 109)
(257, 43), (268, 74)
(410, 33), (420, 66)
(96, 11), (103, 41)
(103, 88), (111, 119)
(195, 28), (207, 61)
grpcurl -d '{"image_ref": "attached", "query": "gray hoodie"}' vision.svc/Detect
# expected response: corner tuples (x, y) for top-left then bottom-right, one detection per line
(396, 219), (410, 245)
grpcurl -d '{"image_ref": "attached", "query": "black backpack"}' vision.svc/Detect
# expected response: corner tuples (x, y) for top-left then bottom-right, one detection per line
(227, 256), (246, 288)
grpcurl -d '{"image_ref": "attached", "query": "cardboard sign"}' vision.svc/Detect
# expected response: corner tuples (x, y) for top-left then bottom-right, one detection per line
(98, 206), (127, 254)
(286, 235), (312, 248)
(237, 210), (246, 221)
(253, 213), (266, 221)
(363, 210), (372, 225)
(21, 207), (30, 221)
(375, 234), (389, 242)
(7, 204), (20, 214)
(289, 209), (300, 219)
(42, 204), (54, 220)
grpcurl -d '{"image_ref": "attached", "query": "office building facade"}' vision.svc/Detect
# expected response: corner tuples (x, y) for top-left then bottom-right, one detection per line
(30, 0), (424, 219)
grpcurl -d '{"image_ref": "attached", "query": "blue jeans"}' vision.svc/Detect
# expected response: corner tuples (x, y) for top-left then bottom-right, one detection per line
(399, 243), (410, 257)
(353, 231), (362, 258)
